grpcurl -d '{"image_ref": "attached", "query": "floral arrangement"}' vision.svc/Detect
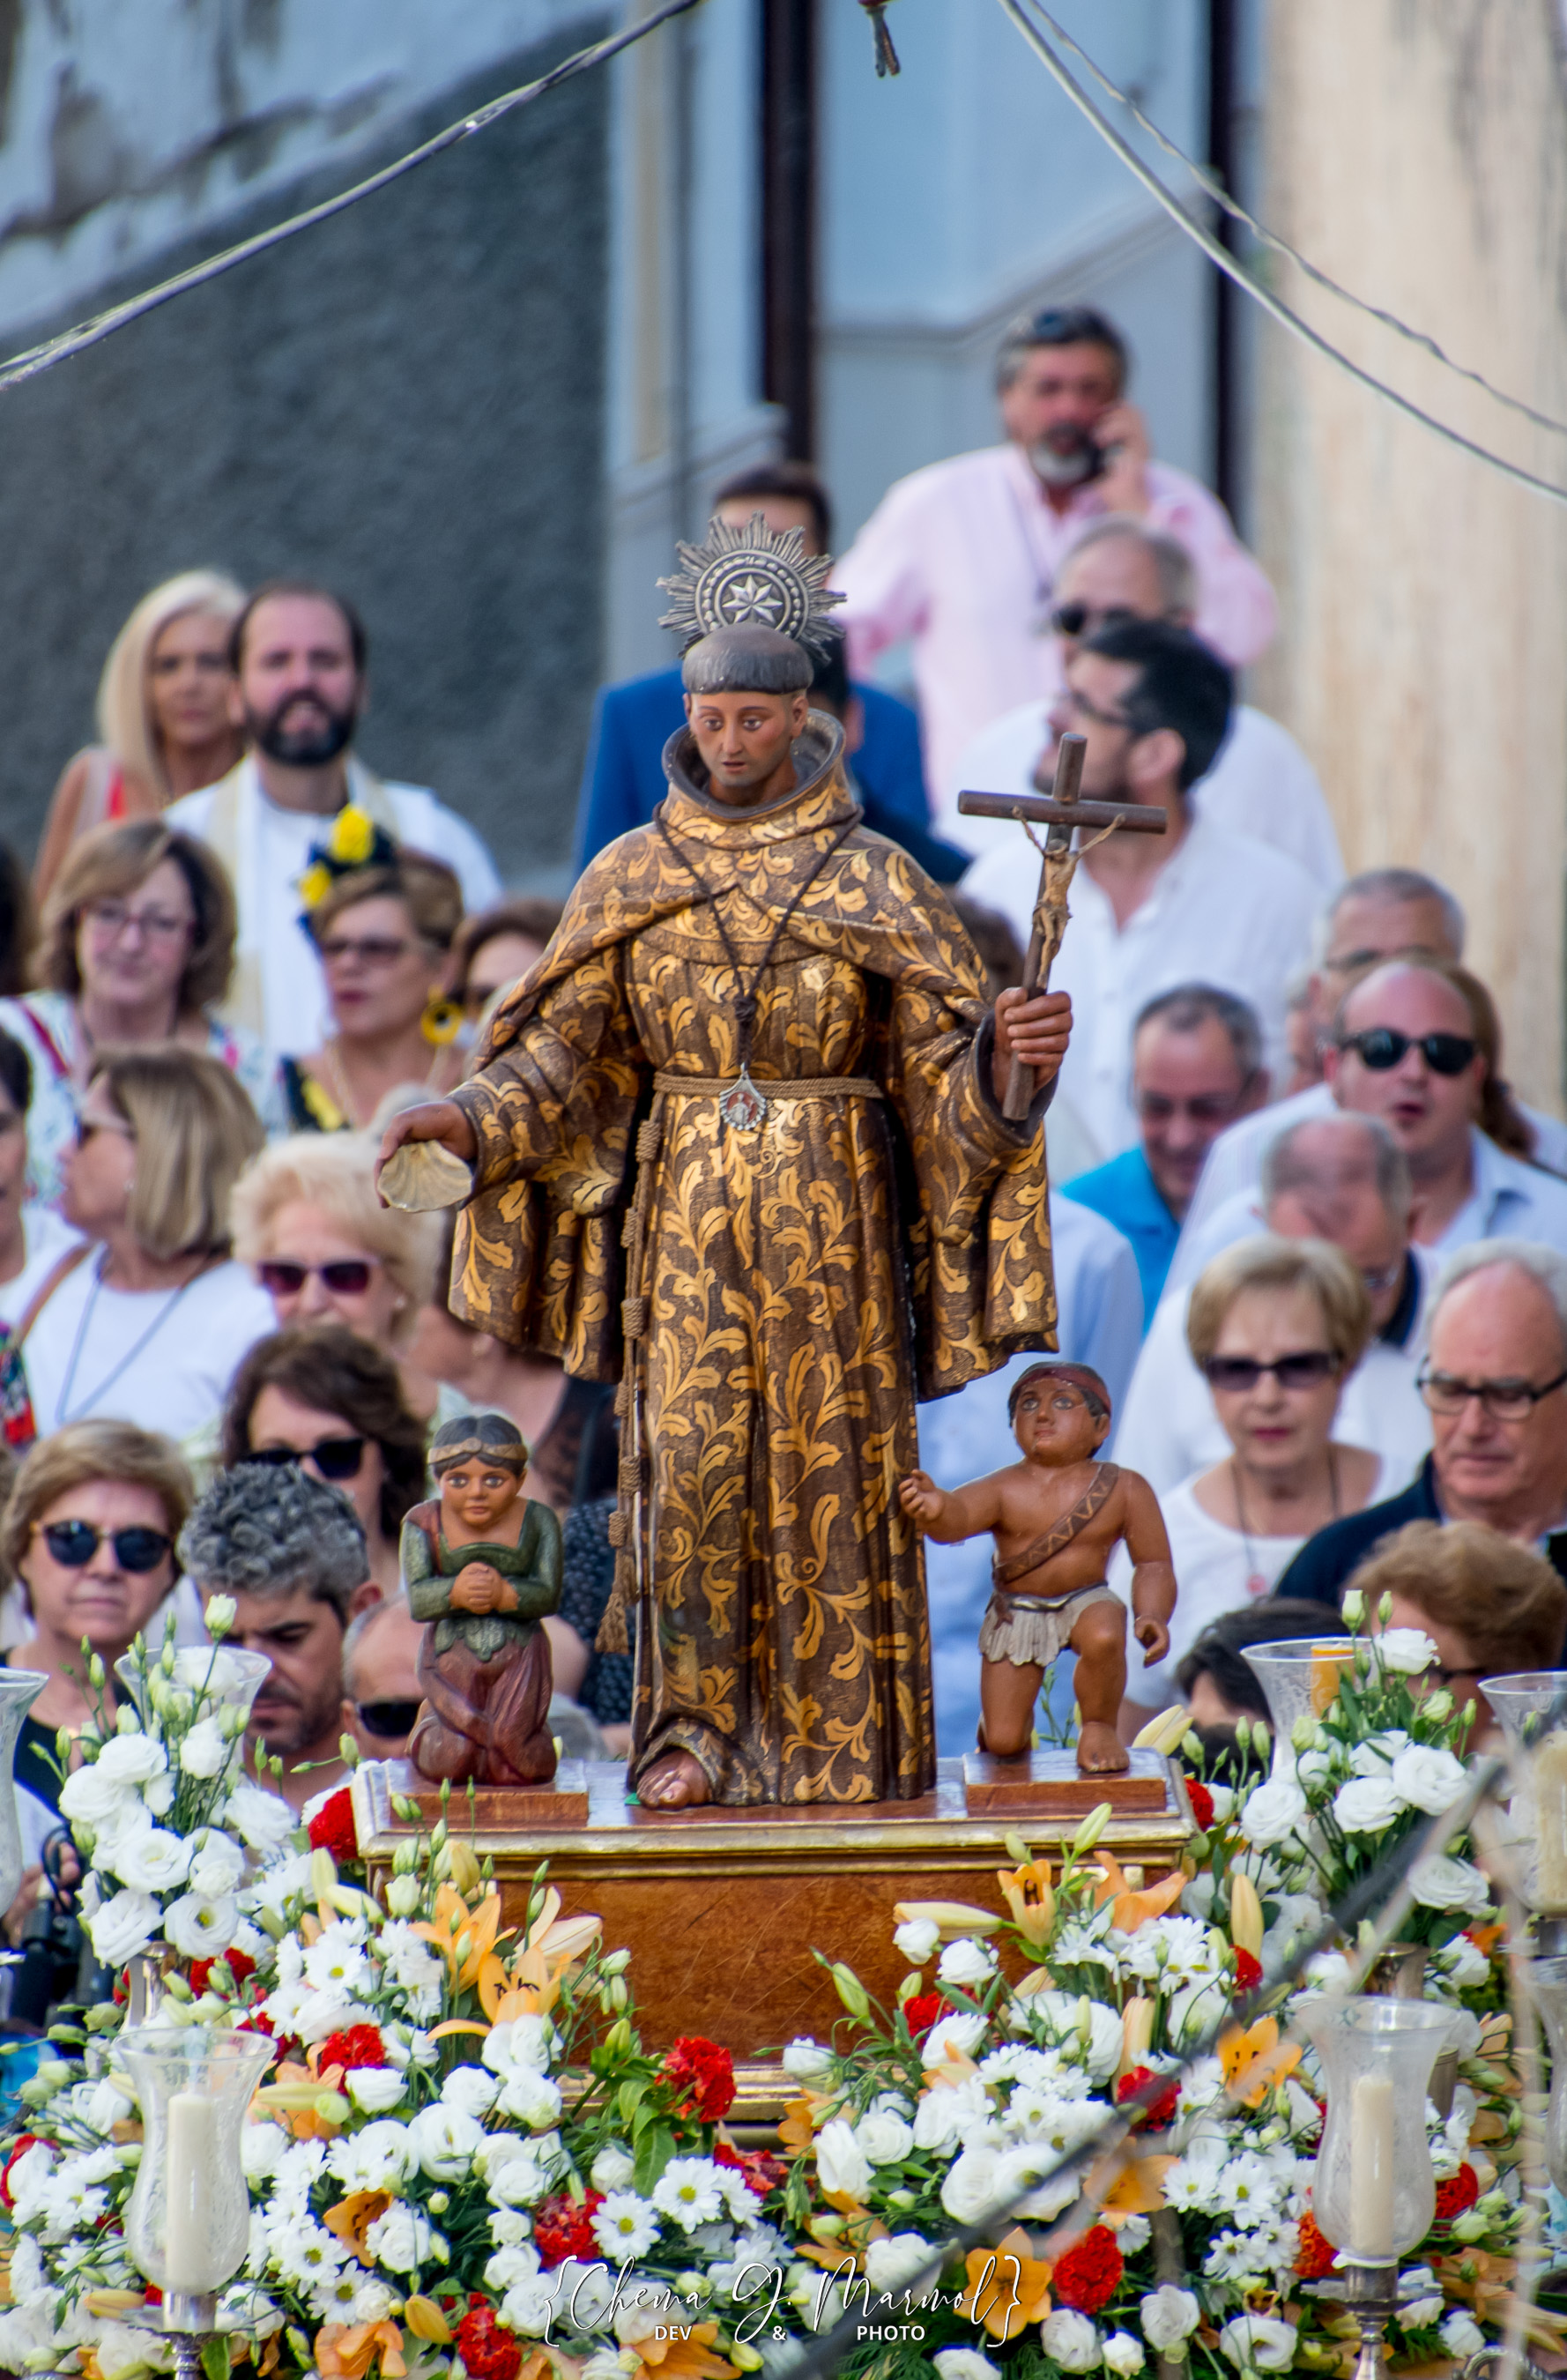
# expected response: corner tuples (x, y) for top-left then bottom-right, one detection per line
(0, 1599), (1549, 2380)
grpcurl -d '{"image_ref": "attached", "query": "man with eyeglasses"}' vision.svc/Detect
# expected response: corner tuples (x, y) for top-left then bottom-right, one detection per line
(961, 616), (1318, 1158)
(1276, 1240), (1567, 1611)
(947, 517), (1340, 889)
(1117, 1113), (1438, 1499)
(834, 304), (1274, 811)
(1065, 983), (1268, 1322)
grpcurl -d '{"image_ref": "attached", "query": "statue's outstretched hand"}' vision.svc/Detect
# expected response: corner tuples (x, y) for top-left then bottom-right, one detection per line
(1133, 1612), (1170, 1667)
(376, 1098), (478, 1197)
(992, 987), (1072, 1104)
(899, 1470), (945, 1526)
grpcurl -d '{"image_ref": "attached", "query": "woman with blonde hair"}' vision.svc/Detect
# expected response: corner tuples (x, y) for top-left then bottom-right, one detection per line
(1, 818), (279, 1207)
(33, 569), (248, 901)
(231, 1130), (442, 1414)
(1113, 1234), (1386, 1727)
(19, 1048), (272, 1442)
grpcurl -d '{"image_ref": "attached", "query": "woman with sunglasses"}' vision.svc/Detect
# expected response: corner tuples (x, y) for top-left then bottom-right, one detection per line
(230, 1131), (442, 1418)
(221, 1323), (429, 1597)
(1113, 1234), (1382, 1730)
(281, 855), (465, 1134)
(23, 1049), (273, 1442)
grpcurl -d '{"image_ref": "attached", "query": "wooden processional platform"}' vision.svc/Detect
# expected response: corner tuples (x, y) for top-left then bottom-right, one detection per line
(353, 1754), (1194, 2110)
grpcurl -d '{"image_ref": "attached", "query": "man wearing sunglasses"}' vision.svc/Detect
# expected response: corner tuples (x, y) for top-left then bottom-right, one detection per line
(1276, 1242), (1567, 1619)
(833, 303), (1275, 812)
(343, 1595), (427, 1760)
(947, 517), (1340, 889)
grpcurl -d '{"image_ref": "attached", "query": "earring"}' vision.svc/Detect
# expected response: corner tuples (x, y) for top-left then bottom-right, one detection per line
(421, 995), (463, 1048)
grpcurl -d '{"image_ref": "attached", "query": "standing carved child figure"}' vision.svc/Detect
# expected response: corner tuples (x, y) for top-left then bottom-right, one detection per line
(406, 1411), (562, 1787)
(900, 1362), (1175, 1774)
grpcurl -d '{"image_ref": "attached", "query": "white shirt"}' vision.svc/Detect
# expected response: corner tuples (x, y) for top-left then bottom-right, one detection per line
(1171, 1122), (1567, 1297)
(917, 1191), (1145, 1756)
(167, 756), (502, 1062)
(23, 1253), (275, 1441)
(1105, 1461), (1386, 1714)
(962, 814), (1319, 1159)
(0, 1207), (83, 1328)
(1113, 1249), (1437, 1499)
(949, 700), (1344, 891)
(1180, 1079), (1567, 1253)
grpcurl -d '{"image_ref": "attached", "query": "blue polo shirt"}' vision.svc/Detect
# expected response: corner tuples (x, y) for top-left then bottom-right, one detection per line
(1062, 1145), (1179, 1327)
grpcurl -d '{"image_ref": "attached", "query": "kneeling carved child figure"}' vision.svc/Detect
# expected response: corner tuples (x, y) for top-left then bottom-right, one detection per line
(900, 1362), (1176, 1774)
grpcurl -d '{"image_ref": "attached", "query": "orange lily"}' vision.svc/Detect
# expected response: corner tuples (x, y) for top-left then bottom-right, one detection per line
(1088, 1853), (1185, 1934)
(779, 2095), (819, 2156)
(955, 2229), (1053, 2341)
(316, 2322), (405, 2380)
(411, 1882), (506, 1991)
(996, 1859), (1057, 1950)
(480, 1890), (602, 2019)
(1220, 2017), (1302, 2109)
(1091, 2149), (1176, 2224)
(255, 2064), (345, 2141)
(628, 2321), (738, 2380)
(922, 2042), (980, 2088)
(323, 2190), (391, 2265)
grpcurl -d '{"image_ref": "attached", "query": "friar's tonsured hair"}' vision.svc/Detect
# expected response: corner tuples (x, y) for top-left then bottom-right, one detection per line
(680, 623), (813, 696)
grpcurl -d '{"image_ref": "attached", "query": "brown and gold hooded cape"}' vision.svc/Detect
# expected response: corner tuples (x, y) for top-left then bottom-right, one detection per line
(449, 715), (1058, 1804)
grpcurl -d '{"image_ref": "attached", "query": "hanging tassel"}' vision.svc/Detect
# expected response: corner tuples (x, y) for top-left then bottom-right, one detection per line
(597, 1549), (634, 1655)
(858, 0), (901, 76)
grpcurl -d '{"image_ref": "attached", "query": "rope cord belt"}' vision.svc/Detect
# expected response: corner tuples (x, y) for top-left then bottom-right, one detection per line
(650, 1071), (883, 1099)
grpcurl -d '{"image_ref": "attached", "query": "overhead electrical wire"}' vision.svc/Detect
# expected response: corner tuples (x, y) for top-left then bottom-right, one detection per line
(0, 0), (704, 399)
(996, 0), (1567, 510)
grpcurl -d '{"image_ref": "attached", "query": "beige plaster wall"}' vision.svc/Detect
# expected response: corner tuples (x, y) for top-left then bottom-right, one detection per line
(1251, 0), (1567, 1112)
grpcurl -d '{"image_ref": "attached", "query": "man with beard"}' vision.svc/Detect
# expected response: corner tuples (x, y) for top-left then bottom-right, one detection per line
(167, 582), (501, 1060)
(182, 1459), (380, 1812)
(834, 304), (1275, 810)
(961, 618), (1318, 1157)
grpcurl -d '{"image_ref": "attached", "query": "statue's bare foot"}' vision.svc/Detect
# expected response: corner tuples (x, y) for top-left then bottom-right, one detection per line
(1076, 1722), (1129, 1774)
(638, 1751), (711, 1808)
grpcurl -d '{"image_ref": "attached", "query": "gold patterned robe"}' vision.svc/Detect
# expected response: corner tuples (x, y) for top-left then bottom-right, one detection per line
(449, 716), (1058, 1805)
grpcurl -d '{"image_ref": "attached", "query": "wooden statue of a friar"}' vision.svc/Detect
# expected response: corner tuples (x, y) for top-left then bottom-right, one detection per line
(377, 515), (1072, 1809)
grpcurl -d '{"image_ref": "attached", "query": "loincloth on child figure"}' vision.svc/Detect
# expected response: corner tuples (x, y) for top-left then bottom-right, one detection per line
(978, 1580), (1120, 1670)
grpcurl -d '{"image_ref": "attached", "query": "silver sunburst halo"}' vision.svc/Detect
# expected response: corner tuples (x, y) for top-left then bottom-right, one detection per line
(657, 512), (843, 657)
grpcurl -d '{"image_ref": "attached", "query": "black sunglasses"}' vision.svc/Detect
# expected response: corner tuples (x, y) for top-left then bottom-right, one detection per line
(256, 1259), (375, 1297)
(249, 1436), (366, 1483)
(39, 1520), (172, 1573)
(1048, 600), (1137, 639)
(356, 1699), (422, 1740)
(1202, 1350), (1340, 1393)
(1338, 1027), (1477, 1076)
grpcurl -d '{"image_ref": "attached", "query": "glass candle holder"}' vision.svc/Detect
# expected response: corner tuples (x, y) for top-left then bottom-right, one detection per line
(1521, 1954), (1567, 2193)
(0, 1670), (48, 1914)
(1303, 1997), (1453, 2265)
(1241, 1638), (1357, 1777)
(114, 1646), (271, 1743)
(1482, 1672), (1567, 1913)
(118, 2027), (275, 2301)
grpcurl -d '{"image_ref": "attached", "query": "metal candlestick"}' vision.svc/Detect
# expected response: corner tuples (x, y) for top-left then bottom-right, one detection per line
(1307, 2262), (1416, 2380)
(127, 2288), (219, 2380)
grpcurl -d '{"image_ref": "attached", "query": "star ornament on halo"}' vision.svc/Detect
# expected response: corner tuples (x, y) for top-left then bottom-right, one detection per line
(658, 511), (844, 657)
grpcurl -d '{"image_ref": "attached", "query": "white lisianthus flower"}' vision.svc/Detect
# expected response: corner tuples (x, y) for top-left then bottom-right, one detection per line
(813, 2120), (873, 2201)
(496, 2069), (563, 2130)
(440, 2064), (501, 2120)
(58, 1763), (137, 1827)
(179, 1717), (230, 1780)
(384, 1874), (420, 1918)
(1039, 2309), (1101, 2371)
(163, 1890), (239, 1959)
(105, 1825), (191, 1893)
(187, 1829), (247, 1896)
(1239, 1774), (1308, 1849)
(591, 2192), (661, 2263)
(922, 2011), (988, 2065)
(241, 2122), (287, 2180)
(864, 2233), (932, 2292)
(1400, 2296), (1445, 2332)
(484, 2245), (543, 2293)
(1439, 2312), (1487, 2359)
(1410, 1855), (1490, 1914)
(590, 2142), (636, 2191)
(407, 2102), (486, 2183)
(1333, 1775), (1405, 1833)
(1140, 2288), (1200, 2353)
(226, 1780), (295, 1855)
(894, 1917), (941, 1966)
(85, 1885), (159, 1967)
(1374, 1628), (1439, 1676)
(1029, 1991), (1123, 2081)
(482, 2013), (553, 2074)
(204, 1594), (238, 1635)
(780, 2037), (834, 2083)
(501, 2276), (563, 2338)
(1388, 1744), (1466, 1814)
(327, 2120), (419, 2192)
(346, 2068), (407, 2115)
(856, 2101), (915, 2166)
(938, 1937), (998, 1989)
(939, 2143), (1002, 2224)
(488, 2207), (531, 2247)
(94, 1734), (168, 1787)
(1219, 2316), (1296, 2370)
(1102, 2335), (1145, 2376)
(932, 2353), (1001, 2380)
(364, 2202), (436, 2273)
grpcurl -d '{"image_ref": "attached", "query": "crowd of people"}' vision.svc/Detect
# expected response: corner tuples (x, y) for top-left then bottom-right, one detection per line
(0, 294), (1556, 1921)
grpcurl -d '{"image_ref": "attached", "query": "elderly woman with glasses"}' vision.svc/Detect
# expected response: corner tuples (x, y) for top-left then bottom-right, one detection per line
(0, 817), (279, 1211)
(281, 854), (465, 1134)
(1112, 1232), (1385, 1729)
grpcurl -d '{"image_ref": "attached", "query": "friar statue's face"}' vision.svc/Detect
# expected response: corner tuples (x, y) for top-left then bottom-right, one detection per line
(685, 686), (810, 807)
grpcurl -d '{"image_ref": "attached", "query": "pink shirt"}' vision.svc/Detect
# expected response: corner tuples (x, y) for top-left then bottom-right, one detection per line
(834, 442), (1278, 805)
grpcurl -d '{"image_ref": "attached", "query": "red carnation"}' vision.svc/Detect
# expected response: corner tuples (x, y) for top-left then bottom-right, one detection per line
(318, 2024), (389, 2076)
(903, 1990), (945, 2041)
(1234, 1948), (1262, 1994)
(456, 2297), (524, 2380)
(716, 2141), (786, 2198)
(189, 1947), (256, 1997)
(1185, 1779), (1214, 1832)
(1117, 2066), (1180, 2129)
(662, 2035), (736, 2123)
(1051, 2224), (1123, 2315)
(308, 1787), (359, 1863)
(532, 2190), (604, 2268)
(0, 2136), (40, 2209)
(1295, 2211), (1338, 2280)
(1435, 2163), (1481, 2223)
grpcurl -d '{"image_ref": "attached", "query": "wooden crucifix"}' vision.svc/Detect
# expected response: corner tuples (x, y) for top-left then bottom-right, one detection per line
(958, 732), (1169, 1119)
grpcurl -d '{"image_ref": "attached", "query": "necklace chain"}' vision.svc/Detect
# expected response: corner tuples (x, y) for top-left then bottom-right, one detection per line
(56, 1249), (211, 1426)
(1231, 1445), (1341, 1596)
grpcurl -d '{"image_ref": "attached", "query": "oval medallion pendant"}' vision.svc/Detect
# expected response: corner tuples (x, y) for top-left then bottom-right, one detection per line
(719, 1066), (769, 1132)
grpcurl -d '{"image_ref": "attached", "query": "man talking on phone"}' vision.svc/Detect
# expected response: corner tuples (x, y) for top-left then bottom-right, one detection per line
(833, 303), (1276, 815)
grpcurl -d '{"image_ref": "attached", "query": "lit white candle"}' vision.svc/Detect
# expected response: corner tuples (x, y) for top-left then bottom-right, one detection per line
(1348, 2072), (1395, 2259)
(1534, 1737), (1567, 1911)
(164, 2091), (219, 2294)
